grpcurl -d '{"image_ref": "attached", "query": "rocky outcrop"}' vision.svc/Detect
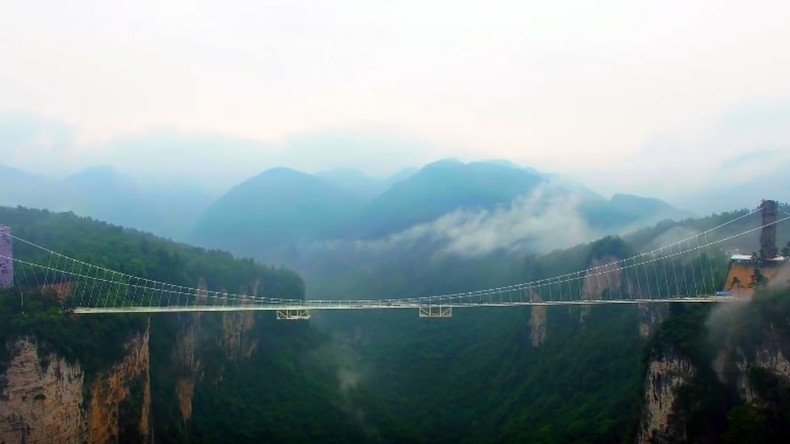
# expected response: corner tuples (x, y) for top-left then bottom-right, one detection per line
(638, 303), (668, 339)
(581, 257), (624, 301)
(728, 333), (790, 406)
(638, 354), (696, 444)
(170, 306), (258, 425)
(527, 290), (547, 347)
(173, 314), (201, 424)
(580, 256), (624, 324)
(222, 312), (258, 360)
(87, 323), (152, 443)
(0, 325), (151, 444)
(0, 338), (86, 443)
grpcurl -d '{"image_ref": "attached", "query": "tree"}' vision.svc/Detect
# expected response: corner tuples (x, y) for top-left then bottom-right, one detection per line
(728, 276), (743, 293)
(748, 268), (769, 289)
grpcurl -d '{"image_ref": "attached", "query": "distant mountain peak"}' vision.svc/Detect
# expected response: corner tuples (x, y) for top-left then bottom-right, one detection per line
(259, 166), (308, 177)
(423, 158), (464, 170)
(475, 159), (523, 170)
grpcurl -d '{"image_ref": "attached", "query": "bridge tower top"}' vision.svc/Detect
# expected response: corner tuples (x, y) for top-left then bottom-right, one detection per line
(0, 226), (12, 289)
(760, 199), (778, 260)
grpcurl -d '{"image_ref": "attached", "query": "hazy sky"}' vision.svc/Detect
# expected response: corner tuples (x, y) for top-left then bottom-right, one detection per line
(1, 0), (789, 203)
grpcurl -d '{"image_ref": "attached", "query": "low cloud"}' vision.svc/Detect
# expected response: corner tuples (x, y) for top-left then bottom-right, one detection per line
(295, 183), (601, 271)
(643, 226), (701, 253)
(307, 325), (379, 438)
(408, 183), (596, 257)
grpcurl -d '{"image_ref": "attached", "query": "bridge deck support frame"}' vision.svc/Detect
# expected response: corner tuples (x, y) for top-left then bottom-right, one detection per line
(276, 309), (310, 320)
(419, 306), (452, 318)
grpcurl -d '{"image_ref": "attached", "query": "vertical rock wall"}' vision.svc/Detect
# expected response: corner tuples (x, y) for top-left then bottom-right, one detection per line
(638, 354), (696, 443)
(638, 303), (668, 339)
(0, 323), (152, 444)
(0, 338), (86, 443)
(87, 323), (152, 443)
(527, 290), (547, 347)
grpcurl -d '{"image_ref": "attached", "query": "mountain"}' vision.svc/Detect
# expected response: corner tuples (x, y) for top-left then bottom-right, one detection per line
(0, 163), (49, 207)
(62, 167), (213, 239)
(59, 166), (152, 229)
(192, 167), (364, 259)
(358, 159), (547, 236)
(0, 164), (211, 240)
(315, 167), (416, 199)
(192, 160), (690, 272)
(0, 163), (39, 185)
(3, 205), (790, 442)
(580, 193), (692, 231)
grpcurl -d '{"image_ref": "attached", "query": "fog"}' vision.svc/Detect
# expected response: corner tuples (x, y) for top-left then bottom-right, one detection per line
(389, 183), (595, 257)
(2, 1), (790, 210)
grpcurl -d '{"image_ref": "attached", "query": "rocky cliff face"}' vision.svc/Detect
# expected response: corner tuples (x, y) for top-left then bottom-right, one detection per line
(0, 338), (86, 443)
(170, 306), (260, 425)
(0, 323), (152, 444)
(222, 312), (258, 360)
(719, 328), (790, 407)
(527, 290), (547, 347)
(638, 293), (790, 443)
(638, 353), (696, 443)
(580, 256), (624, 324)
(639, 303), (668, 339)
(173, 314), (200, 424)
(87, 323), (152, 443)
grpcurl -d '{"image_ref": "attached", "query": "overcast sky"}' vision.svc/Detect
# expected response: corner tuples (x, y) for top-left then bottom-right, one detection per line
(1, 0), (789, 206)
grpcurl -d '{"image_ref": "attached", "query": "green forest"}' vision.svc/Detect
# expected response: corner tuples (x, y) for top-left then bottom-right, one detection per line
(1, 205), (790, 442)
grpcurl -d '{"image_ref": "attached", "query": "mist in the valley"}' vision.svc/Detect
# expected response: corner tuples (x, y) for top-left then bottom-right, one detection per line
(294, 183), (597, 266)
(3, 2), (790, 442)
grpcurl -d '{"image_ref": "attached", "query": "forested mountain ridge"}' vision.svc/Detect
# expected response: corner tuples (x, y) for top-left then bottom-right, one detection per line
(0, 207), (364, 443)
(192, 159), (690, 269)
(356, 159), (547, 236)
(1, 159), (689, 267)
(2, 205), (789, 443)
(192, 167), (365, 259)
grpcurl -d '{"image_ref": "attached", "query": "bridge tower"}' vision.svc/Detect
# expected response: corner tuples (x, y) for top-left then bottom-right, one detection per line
(0, 226), (13, 289)
(760, 199), (778, 259)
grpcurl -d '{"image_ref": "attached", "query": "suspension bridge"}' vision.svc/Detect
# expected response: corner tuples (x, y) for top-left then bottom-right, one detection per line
(0, 201), (788, 319)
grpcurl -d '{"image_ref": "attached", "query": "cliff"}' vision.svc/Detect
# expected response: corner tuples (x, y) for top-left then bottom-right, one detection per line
(169, 308), (260, 427)
(637, 291), (790, 442)
(527, 290), (547, 347)
(0, 323), (152, 444)
(0, 337), (85, 443)
(639, 303), (668, 339)
(87, 322), (152, 443)
(638, 353), (696, 443)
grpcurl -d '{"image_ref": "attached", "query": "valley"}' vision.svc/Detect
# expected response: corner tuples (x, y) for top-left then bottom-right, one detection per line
(0, 195), (788, 442)
(4, 2), (790, 441)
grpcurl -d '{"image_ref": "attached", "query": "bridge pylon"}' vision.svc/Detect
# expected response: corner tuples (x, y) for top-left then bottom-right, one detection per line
(0, 226), (13, 289)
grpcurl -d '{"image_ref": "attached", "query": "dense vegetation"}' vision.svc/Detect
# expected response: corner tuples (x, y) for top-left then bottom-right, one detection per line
(643, 288), (790, 442)
(0, 288), (143, 376)
(2, 205), (789, 443)
(1, 206), (303, 298)
(0, 207), (362, 442)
